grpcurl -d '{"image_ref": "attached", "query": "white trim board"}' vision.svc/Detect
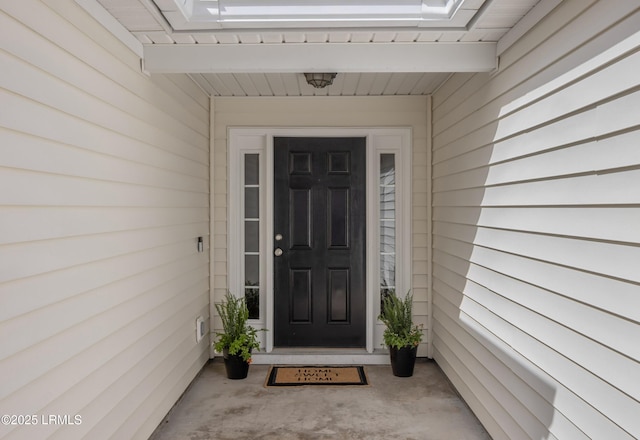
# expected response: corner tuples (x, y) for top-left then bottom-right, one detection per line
(73, 0), (144, 58)
(251, 350), (390, 365)
(157, 0), (485, 31)
(142, 42), (497, 73)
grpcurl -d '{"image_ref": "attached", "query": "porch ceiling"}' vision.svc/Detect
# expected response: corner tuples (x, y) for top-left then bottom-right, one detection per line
(93, 0), (547, 96)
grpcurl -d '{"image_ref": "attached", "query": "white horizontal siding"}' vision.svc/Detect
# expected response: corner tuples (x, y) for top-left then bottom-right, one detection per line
(0, 1), (209, 440)
(213, 96), (430, 355)
(432, 1), (640, 439)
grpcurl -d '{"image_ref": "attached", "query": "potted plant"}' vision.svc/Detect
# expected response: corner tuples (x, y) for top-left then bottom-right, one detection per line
(378, 290), (423, 377)
(213, 291), (261, 379)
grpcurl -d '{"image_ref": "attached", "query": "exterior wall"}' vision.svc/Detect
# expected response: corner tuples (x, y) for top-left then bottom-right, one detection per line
(431, 1), (640, 439)
(212, 96), (430, 355)
(0, 2), (210, 439)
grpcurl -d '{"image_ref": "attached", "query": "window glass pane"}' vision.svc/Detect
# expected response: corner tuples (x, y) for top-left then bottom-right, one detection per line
(244, 154), (259, 185)
(380, 154), (395, 185)
(380, 221), (395, 253)
(245, 187), (259, 218)
(380, 288), (395, 312)
(245, 288), (259, 320)
(244, 220), (259, 252)
(245, 255), (259, 286)
(380, 186), (395, 219)
(380, 254), (395, 288)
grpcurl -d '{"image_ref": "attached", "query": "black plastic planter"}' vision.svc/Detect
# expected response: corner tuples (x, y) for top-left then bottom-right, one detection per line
(222, 349), (250, 379)
(389, 345), (418, 377)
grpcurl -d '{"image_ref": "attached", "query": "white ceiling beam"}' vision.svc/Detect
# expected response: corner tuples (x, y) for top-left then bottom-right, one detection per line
(142, 42), (497, 73)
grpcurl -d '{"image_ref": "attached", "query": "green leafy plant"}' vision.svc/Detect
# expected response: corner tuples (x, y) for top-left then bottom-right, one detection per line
(378, 290), (423, 349)
(213, 291), (262, 362)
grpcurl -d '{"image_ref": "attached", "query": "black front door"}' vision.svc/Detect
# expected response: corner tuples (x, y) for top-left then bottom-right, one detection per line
(274, 137), (366, 347)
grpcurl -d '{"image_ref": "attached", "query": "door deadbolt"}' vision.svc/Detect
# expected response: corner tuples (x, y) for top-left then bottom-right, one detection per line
(275, 234), (283, 241)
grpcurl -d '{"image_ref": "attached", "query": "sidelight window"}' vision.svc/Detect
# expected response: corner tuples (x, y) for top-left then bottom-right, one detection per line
(379, 154), (396, 305)
(243, 154), (261, 319)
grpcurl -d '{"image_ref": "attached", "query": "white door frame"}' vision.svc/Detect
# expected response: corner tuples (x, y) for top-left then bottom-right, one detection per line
(228, 127), (412, 354)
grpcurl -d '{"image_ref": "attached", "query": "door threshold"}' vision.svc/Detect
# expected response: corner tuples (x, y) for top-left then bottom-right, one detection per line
(251, 348), (389, 365)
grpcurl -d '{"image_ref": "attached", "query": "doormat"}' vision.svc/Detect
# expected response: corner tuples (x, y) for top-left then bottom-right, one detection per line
(266, 366), (368, 387)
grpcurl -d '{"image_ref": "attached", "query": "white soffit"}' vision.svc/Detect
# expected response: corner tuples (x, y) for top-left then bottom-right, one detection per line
(154, 0), (485, 31)
(93, 0), (546, 83)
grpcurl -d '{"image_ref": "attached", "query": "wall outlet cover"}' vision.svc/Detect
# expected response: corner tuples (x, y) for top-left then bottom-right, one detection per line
(196, 316), (205, 342)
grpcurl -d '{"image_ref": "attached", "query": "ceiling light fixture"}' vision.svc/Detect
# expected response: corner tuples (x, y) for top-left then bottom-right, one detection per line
(304, 73), (337, 88)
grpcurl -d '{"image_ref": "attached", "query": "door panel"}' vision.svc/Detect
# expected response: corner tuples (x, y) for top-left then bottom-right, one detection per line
(274, 137), (366, 347)
(328, 268), (349, 322)
(328, 188), (350, 248)
(291, 269), (311, 322)
(290, 189), (312, 248)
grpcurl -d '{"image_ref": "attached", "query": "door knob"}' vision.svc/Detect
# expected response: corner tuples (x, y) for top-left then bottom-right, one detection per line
(274, 248), (283, 257)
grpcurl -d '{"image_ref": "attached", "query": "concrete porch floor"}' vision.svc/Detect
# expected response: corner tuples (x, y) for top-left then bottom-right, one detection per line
(149, 359), (491, 440)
